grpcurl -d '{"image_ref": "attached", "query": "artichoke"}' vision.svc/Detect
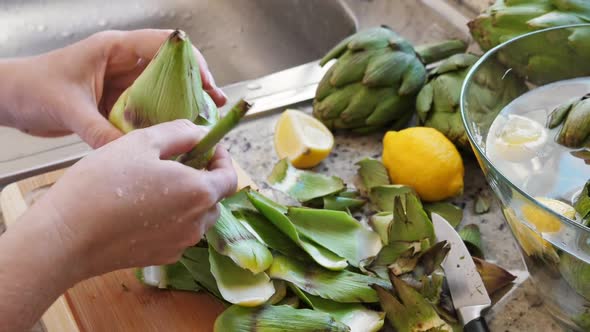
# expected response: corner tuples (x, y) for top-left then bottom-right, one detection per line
(312, 27), (467, 133)
(547, 93), (590, 149)
(416, 53), (528, 150)
(468, 0), (590, 84)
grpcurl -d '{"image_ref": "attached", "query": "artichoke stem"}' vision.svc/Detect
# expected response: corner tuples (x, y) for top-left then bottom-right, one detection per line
(179, 99), (251, 168)
(415, 40), (468, 65)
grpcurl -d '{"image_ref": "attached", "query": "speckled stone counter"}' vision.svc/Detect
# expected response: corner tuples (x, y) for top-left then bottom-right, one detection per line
(224, 102), (564, 332)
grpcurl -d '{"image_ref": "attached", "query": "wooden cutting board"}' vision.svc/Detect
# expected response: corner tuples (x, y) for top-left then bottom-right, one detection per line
(0, 161), (257, 332)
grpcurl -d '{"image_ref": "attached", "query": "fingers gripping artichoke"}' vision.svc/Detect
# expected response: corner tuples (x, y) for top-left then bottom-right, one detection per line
(312, 27), (466, 133)
(416, 53), (528, 150)
(468, 0), (590, 84)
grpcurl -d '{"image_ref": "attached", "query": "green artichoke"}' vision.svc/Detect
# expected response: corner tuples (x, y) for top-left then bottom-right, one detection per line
(547, 93), (590, 148)
(312, 27), (467, 133)
(416, 53), (528, 150)
(468, 0), (590, 84)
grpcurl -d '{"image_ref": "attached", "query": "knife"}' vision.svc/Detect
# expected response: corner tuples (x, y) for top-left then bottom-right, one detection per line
(432, 213), (491, 332)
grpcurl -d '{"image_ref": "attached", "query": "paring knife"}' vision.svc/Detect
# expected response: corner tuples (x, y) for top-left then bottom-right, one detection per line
(432, 212), (491, 332)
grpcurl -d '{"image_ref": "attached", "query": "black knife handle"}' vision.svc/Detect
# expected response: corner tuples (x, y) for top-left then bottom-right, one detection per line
(464, 317), (490, 332)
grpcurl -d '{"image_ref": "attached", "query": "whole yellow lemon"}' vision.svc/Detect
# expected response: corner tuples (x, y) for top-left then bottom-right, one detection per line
(382, 127), (464, 202)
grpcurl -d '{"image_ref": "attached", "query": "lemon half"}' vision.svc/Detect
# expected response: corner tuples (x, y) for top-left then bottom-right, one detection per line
(274, 109), (334, 168)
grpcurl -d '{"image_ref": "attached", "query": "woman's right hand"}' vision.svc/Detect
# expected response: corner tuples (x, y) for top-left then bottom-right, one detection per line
(27, 119), (237, 282)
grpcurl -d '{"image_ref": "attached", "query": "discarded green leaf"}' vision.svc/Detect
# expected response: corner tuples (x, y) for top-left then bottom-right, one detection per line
(424, 202), (463, 228)
(208, 244), (275, 306)
(247, 190), (348, 270)
(213, 304), (350, 332)
(268, 255), (389, 303)
(206, 204), (273, 274)
(235, 209), (304, 258)
(459, 224), (484, 259)
(267, 158), (345, 202)
(180, 247), (222, 299)
(356, 158), (390, 191)
(373, 273), (451, 332)
(389, 194), (435, 245)
(288, 207), (383, 267)
(369, 185), (414, 212)
(474, 192), (491, 214)
(291, 285), (385, 332)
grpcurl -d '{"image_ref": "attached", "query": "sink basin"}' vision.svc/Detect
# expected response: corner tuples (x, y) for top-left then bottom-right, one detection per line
(0, 0), (472, 186)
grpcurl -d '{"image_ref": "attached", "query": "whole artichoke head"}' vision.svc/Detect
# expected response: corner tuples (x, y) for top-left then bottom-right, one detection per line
(416, 53), (528, 151)
(468, 0), (590, 84)
(312, 27), (466, 133)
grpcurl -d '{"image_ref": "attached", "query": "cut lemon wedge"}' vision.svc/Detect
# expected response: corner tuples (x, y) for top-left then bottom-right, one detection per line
(274, 109), (334, 168)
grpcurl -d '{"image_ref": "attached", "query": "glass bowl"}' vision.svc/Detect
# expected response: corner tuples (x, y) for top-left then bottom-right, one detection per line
(460, 24), (590, 331)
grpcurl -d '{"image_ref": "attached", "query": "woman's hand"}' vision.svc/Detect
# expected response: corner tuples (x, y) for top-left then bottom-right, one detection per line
(35, 119), (237, 279)
(0, 29), (226, 148)
(0, 119), (237, 332)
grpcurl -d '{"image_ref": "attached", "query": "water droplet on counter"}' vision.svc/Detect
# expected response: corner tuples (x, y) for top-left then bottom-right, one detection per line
(182, 12), (192, 20)
(176, 217), (184, 223)
(247, 83), (261, 90)
(163, 187), (169, 195)
(116, 188), (123, 197)
(168, 10), (176, 18)
(143, 221), (149, 227)
(60, 31), (73, 38)
(140, 193), (145, 201)
(37, 24), (47, 32)
(130, 239), (137, 245)
(139, 212), (144, 217)
(154, 223), (160, 229)
(98, 19), (108, 27)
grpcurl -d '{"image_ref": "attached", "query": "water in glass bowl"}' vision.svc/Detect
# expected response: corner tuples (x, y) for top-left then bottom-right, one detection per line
(486, 77), (590, 207)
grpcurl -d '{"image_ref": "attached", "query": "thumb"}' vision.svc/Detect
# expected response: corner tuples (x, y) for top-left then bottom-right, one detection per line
(68, 105), (123, 149)
(138, 119), (208, 159)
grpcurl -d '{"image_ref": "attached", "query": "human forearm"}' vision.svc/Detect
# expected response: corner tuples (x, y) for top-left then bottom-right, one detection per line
(0, 203), (80, 332)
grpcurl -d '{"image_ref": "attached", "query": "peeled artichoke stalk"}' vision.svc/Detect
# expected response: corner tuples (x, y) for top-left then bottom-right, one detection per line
(416, 53), (527, 150)
(468, 1), (590, 85)
(213, 305), (350, 332)
(547, 93), (590, 149)
(312, 27), (467, 133)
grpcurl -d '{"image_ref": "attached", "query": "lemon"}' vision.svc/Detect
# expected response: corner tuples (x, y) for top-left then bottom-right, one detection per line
(488, 114), (548, 162)
(382, 127), (464, 202)
(274, 109), (334, 168)
(522, 197), (575, 233)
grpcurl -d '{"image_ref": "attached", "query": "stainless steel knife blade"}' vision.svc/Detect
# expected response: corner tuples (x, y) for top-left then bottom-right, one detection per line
(432, 212), (491, 326)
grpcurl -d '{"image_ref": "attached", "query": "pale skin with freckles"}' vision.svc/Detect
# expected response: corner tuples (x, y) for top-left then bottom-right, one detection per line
(0, 29), (237, 332)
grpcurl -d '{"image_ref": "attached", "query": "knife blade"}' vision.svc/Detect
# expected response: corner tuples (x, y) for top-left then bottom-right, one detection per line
(218, 60), (335, 119)
(432, 212), (491, 332)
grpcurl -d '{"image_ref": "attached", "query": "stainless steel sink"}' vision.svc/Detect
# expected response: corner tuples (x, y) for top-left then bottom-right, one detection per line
(0, 0), (474, 186)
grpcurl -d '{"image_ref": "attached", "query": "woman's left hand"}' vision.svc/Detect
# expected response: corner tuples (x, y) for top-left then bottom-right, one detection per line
(1, 29), (226, 148)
